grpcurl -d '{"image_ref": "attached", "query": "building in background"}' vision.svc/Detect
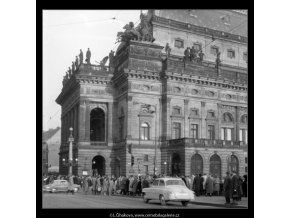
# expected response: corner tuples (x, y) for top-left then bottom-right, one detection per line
(43, 127), (61, 174)
(56, 10), (247, 178)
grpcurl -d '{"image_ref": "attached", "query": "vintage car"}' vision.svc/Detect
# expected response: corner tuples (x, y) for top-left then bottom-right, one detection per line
(142, 177), (195, 206)
(43, 179), (80, 193)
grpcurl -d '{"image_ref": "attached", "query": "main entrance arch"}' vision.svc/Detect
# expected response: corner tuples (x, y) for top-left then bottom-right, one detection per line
(228, 155), (239, 174)
(191, 154), (203, 175)
(92, 155), (106, 176)
(209, 154), (221, 179)
(171, 153), (181, 176)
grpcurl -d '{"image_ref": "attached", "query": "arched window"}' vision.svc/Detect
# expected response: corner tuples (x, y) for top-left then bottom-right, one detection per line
(90, 108), (105, 142)
(223, 112), (233, 122)
(191, 154), (203, 175)
(210, 154), (221, 179)
(141, 122), (149, 140)
(228, 155), (239, 174)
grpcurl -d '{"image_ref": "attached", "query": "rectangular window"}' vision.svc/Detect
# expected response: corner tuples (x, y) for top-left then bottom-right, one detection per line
(245, 157), (248, 164)
(193, 43), (201, 51)
(144, 165), (148, 174)
(144, 155), (149, 162)
(227, 128), (232, 140)
(173, 107), (181, 115)
(243, 52), (248, 62)
(208, 111), (215, 118)
(239, 129), (248, 143)
(173, 122), (181, 139)
(227, 49), (235, 59)
(174, 39), (184, 48)
(245, 166), (248, 173)
(191, 109), (198, 116)
(208, 125), (215, 140)
(190, 124), (198, 139)
(221, 128), (234, 140)
(221, 128), (225, 140)
(210, 46), (219, 56)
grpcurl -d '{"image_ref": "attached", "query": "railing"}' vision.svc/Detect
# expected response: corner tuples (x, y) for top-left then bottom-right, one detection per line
(167, 138), (246, 148)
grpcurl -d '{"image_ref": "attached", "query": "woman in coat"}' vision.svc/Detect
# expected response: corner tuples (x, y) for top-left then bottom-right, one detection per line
(205, 174), (214, 196)
(213, 176), (220, 196)
(129, 176), (134, 195)
(108, 178), (114, 195)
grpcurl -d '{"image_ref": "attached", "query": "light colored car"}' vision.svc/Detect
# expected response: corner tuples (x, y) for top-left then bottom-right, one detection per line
(43, 179), (80, 193)
(142, 177), (195, 206)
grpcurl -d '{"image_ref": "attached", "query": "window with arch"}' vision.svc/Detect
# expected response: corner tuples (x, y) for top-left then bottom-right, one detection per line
(90, 108), (105, 142)
(241, 114), (247, 124)
(140, 122), (150, 140)
(223, 112), (234, 122)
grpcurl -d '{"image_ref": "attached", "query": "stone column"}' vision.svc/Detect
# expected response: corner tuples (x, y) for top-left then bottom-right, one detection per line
(217, 103), (221, 139)
(107, 102), (113, 143)
(85, 101), (90, 141)
(236, 106), (240, 141)
(184, 99), (189, 138)
(78, 100), (86, 141)
(201, 101), (206, 138)
(126, 96), (133, 139)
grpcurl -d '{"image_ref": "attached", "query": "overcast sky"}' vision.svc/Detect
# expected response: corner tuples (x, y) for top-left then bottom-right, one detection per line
(43, 10), (142, 131)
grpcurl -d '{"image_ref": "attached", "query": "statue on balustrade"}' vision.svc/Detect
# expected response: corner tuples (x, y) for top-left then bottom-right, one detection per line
(190, 46), (197, 61)
(72, 61), (75, 73)
(75, 56), (79, 68)
(184, 47), (190, 62)
(68, 67), (72, 77)
(199, 49), (205, 62)
(79, 49), (83, 64)
(85, 48), (91, 64)
(99, 56), (109, 70)
(165, 43), (171, 59)
(109, 50), (115, 68)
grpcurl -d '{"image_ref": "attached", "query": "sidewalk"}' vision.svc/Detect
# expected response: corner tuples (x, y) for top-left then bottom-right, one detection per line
(111, 193), (248, 208)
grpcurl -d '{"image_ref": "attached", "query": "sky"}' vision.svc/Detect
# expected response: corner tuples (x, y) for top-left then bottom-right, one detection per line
(43, 10), (143, 131)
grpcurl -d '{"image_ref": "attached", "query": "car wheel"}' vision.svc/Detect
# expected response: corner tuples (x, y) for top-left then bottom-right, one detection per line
(143, 194), (149, 203)
(160, 195), (166, 206)
(181, 201), (189, 206)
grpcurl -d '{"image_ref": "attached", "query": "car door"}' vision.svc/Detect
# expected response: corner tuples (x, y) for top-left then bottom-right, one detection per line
(59, 180), (69, 191)
(158, 179), (166, 198)
(151, 179), (160, 200)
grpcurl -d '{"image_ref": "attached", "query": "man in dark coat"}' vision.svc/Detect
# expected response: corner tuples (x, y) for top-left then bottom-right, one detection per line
(224, 171), (232, 205)
(125, 176), (130, 195)
(199, 174), (204, 196)
(231, 171), (240, 205)
(193, 174), (201, 196)
(242, 175), (247, 197)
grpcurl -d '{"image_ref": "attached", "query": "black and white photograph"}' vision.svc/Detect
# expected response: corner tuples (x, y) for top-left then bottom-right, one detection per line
(42, 9), (249, 212)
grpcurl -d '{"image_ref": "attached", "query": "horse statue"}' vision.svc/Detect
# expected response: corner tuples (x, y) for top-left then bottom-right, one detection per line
(116, 22), (141, 43)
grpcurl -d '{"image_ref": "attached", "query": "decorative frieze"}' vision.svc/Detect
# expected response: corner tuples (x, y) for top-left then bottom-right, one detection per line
(131, 83), (160, 92)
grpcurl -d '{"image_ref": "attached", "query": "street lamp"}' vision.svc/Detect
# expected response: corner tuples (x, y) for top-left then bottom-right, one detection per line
(68, 127), (74, 176)
(164, 161), (167, 176)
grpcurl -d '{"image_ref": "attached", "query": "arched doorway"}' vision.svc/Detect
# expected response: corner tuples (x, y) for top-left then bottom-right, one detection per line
(210, 154), (221, 179)
(171, 153), (181, 176)
(191, 154), (203, 176)
(228, 155), (239, 174)
(92, 155), (106, 176)
(90, 108), (105, 142)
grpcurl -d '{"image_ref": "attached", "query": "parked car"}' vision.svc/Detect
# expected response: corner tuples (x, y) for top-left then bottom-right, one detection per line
(43, 179), (80, 193)
(142, 177), (195, 206)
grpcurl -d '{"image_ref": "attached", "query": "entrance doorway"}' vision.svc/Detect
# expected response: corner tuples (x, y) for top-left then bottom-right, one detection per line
(228, 155), (239, 174)
(191, 154), (203, 176)
(209, 154), (221, 179)
(171, 153), (181, 176)
(92, 155), (106, 176)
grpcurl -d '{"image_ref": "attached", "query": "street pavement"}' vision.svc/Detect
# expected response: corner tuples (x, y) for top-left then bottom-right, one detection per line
(42, 192), (220, 209)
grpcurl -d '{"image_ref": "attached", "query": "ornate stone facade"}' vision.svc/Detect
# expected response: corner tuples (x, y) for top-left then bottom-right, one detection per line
(56, 10), (247, 178)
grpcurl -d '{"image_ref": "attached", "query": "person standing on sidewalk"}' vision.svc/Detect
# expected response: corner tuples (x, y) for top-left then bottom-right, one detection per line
(242, 175), (247, 197)
(223, 171), (232, 205)
(231, 171), (239, 205)
(193, 174), (201, 196)
(205, 174), (214, 196)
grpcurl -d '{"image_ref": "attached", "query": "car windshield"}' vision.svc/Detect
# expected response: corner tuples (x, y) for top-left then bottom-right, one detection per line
(165, 180), (185, 186)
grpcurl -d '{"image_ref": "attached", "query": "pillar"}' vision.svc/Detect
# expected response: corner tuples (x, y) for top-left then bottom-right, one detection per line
(78, 100), (86, 141)
(201, 101), (206, 138)
(107, 102), (113, 142)
(184, 99), (189, 138)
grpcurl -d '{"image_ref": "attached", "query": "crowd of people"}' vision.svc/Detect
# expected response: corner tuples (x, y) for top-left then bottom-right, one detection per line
(43, 171), (247, 205)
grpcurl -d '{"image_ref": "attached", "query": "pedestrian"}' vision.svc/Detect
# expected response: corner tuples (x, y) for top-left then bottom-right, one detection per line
(205, 174), (214, 196)
(231, 171), (240, 205)
(125, 176), (130, 195)
(193, 174), (201, 196)
(223, 171), (232, 205)
(202, 173), (207, 196)
(67, 176), (75, 195)
(242, 175), (247, 197)
(213, 175), (220, 196)
(83, 176), (89, 195)
(109, 178), (114, 196)
(91, 176), (97, 195)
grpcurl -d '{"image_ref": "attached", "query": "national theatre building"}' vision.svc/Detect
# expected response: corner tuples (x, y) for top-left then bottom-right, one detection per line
(56, 10), (248, 179)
